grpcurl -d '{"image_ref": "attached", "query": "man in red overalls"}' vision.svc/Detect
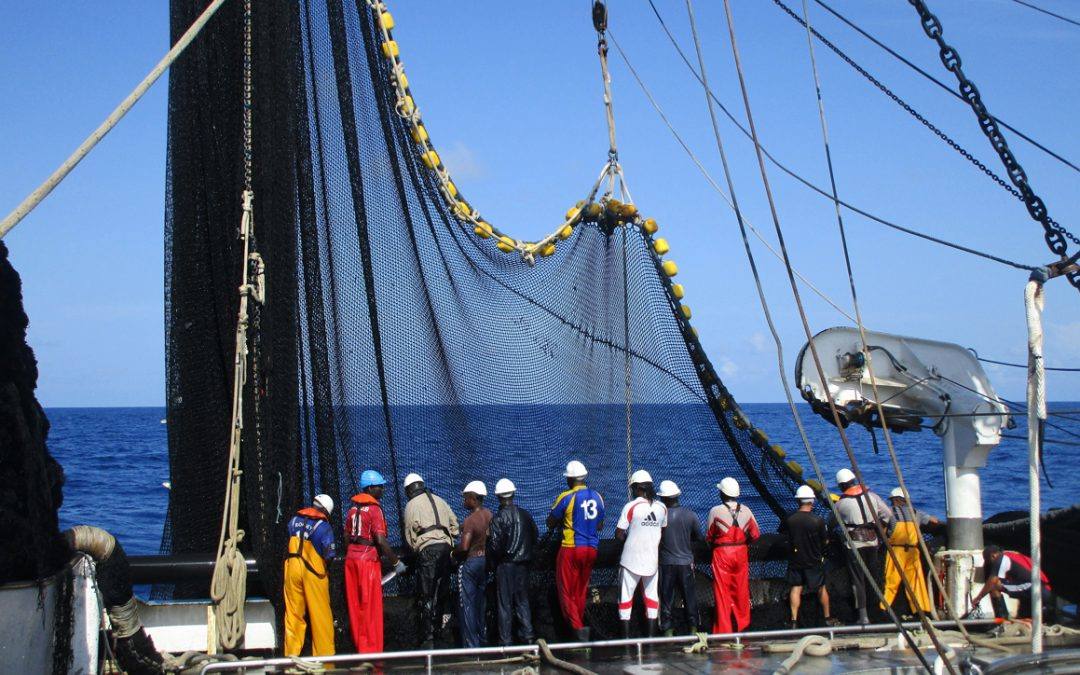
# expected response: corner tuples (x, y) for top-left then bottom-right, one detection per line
(344, 469), (405, 653)
(706, 477), (760, 633)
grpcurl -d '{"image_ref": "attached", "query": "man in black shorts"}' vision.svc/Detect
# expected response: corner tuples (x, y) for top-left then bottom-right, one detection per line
(782, 485), (839, 628)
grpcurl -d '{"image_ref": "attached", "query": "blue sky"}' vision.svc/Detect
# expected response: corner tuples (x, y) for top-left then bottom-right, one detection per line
(1, 1), (1077, 407)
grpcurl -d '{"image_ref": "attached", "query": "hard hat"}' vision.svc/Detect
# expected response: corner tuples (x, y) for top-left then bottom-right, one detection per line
(657, 480), (681, 497)
(836, 468), (856, 485)
(463, 480), (488, 496)
(794, 485), (815, 501)
(360, 469), (387, 489)
(564, 460), (588, 478)
(890, 487), (906, 500)
(403, 472), (424, 488)
(630, 469), (653, 485)
(313, 494), (334, 515)
(494, 478), (516, 496)
(717, 477), (740, 498)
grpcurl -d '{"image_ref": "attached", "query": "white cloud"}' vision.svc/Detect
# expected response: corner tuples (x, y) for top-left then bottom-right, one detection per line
(720, 358), (739, 378)
(749, 331), (769, 353)
(438, 141), (484, 181)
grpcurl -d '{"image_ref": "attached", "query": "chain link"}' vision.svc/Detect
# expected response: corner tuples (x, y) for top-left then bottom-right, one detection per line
(907, 0), (1080, 290)
(242, 0), (253, 192)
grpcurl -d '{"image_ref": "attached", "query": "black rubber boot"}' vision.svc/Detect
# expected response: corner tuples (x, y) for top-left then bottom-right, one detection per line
(620, 620), (632, 640)
(646, 619), (658, 638)
(575, 627), (591, 643)
(991, 595), (1009, 620)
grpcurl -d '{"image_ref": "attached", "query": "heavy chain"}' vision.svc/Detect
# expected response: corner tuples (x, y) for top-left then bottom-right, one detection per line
(907, 0), (1080, 290)
(242, 0), (253, 193)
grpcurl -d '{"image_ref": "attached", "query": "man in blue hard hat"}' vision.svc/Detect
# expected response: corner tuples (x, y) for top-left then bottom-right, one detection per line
(344, 469), (405, 653)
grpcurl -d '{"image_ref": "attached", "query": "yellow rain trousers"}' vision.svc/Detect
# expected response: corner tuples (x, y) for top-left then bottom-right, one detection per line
(283, 536), (335, 656)
(882, 520), (931, 612)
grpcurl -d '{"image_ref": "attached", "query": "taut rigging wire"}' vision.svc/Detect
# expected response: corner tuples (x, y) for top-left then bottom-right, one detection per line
(716, 0), (958, 668)
(1008, 0), (1080, 29)
(793, 0), (1080, 173)
(643, 0), (1038, 274)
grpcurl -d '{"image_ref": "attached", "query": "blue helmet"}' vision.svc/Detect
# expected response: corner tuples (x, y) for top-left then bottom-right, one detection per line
(360, 469), (387, 489)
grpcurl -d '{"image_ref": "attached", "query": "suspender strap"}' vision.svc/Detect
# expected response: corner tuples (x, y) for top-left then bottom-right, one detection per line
(285, 536), (327, 579)
(420, 490), (452, 537)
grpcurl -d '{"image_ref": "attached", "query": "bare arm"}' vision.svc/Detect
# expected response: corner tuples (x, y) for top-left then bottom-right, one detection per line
(373, 532), (399, 566)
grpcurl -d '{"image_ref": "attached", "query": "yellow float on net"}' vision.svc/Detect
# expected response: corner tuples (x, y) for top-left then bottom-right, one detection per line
(565, 206), (581, 222)
(399, 96), (415, 115)
(618, 203), (638, 219)
(584, 203), (602, 219)
(653, 238), (670, 255)
(445, 182), (458, 198)
(770, 444), (786, 460)
(421, 150), (440, 169)
(410, 124), (429, 143)
(662, 260), (679, 277)
(642, 218), (658, 235)
(496, 236), (516, 253)
(453, 201), (472, 219)
(395, 70), (408, 89)
(752, 429), (769, 447)
(474, 221), (493, 239)
(691, 327), (698, 339)
(671, 283), (684, 299)
(605, 198), (623, 213)
(558, 224), (574, 240)
(806, 479), (824, 493)
(539, 243), (557, 257)
(786, 460), (804, 477)
(680, 304), (692, 320)
(381, 41), (399, 59)
(379, 12), (395, 30)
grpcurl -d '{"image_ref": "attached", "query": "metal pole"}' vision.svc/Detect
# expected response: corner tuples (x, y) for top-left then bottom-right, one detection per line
(1024, 273), (1047, 653)
(0, 0), (230, 239)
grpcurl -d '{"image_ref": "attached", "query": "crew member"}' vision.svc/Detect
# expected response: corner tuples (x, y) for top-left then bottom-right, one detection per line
(488, 478), (538, 646)
(970, 545), (1055, 621)
(706, 477), (760, 633)
(344, 470), (405, 653)
(781, 485), (838, 629)
(402, 472), (460, 648)
(548, 460), (605, 641)
(454, 480), (493, 648)
(830, 468), (893, 625)
(882, 487), (939, 617)
(656, 479), (701, 636)
(283, 494), (337, 656)
(615, 470), (667, 638)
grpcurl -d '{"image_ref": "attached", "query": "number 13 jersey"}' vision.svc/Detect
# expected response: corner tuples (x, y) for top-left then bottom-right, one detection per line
(550, 485), (606, 548)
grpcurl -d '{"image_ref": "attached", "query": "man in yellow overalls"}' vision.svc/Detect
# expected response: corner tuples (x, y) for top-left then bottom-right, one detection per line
(882, 488), (940, 617)
(283, 494), (337, 656)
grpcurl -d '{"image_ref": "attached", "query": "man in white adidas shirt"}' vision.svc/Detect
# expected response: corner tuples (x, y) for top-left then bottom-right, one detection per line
(615, 469), (668, 638)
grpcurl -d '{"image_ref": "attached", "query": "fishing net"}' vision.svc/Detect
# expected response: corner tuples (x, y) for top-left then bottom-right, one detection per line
(163, 0), (812, 643)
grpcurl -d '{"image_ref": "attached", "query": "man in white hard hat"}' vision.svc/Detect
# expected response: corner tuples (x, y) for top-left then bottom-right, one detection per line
(781, 485), (838, 629)
(547, 460), (605, 641)
(882, 487), (939, 617)
(283, 494), (337, 656)
(615, 470), (667, 638)
(657, 480), (701, 635)
(487, 478), (538, 646)
(830, 468), (893, 624)
(706, 477), (760, 632)
(454, 480), (492, 647)
(402, 472), (460, 648)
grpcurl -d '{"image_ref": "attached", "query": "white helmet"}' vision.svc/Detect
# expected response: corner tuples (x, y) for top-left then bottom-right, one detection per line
(313, 494), (334, 515)
(403, 472), (424, 488)
(794, 485), (815, 501)
(630, 469), (653, 485)
(657, 480), (681, 497)
(890, 487), (906, 500)
(717, 477), (740, 498)
(564, 460), (588, 478)
(836, 468), (856, 485)
(462, 480), (488, 496)
(494, 478), (516, 496)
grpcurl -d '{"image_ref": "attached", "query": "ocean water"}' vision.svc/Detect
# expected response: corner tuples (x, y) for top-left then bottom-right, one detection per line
(48, 403), (1080, 557)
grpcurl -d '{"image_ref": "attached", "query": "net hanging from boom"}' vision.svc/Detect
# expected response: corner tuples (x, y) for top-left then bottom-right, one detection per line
(162, 0), (810, 628)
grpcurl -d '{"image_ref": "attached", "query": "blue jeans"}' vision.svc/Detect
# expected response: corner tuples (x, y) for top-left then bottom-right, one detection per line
(458, 556), (487, 647)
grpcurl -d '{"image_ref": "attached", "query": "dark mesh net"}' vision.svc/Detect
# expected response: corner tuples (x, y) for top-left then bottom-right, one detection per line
(164, 0), (811, 642)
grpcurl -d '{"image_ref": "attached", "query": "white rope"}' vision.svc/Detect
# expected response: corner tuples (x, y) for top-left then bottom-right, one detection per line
(772, 635), (832, 675)
(0, 0), (231, 239)
(1024, 272), (1047, 654)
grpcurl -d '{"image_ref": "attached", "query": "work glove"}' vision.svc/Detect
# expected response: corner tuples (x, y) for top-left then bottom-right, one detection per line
(393, 559), (407, 575)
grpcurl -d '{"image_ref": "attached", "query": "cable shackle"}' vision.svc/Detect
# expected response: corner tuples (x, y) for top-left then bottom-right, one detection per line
(907, 0), (1080, 292)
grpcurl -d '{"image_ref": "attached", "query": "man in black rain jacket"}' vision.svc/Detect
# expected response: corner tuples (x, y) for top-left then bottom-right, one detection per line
(488, 478), (539, 646)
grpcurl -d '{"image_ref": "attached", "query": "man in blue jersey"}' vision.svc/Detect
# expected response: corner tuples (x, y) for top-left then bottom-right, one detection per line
(283, 494), (336, 656)
(547, 460), (605, 641)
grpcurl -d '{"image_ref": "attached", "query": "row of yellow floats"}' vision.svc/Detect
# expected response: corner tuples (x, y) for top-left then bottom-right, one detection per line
(369, 1), (814, 496)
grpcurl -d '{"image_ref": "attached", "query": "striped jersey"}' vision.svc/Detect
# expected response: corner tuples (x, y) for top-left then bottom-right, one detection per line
(549, 485), (605, 548)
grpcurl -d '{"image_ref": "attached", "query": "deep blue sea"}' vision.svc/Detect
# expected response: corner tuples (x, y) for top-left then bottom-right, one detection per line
(49, 403), (1080, 557)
